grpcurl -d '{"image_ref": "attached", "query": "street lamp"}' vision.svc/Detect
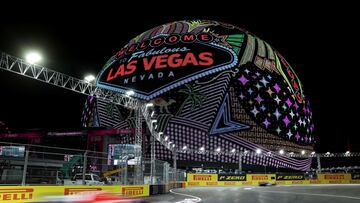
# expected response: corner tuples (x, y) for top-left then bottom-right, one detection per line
(25, 51), (42, 64)
(84, 75), (96, 82)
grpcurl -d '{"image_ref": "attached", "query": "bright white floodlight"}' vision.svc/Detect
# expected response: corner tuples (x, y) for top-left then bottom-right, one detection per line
(84, 75), (96, 82)
(25, 52), (42, 64)
(279, 149), (284, 155)
(216, 147), (221, 152)
(256, 149), (262, 154)
(146, 103), (154, 108)
(301, 150), (306, 155)
(126, 90), (135, 96)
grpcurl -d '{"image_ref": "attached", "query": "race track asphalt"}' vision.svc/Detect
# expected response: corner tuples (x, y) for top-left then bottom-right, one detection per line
(145, 184), (360, 203)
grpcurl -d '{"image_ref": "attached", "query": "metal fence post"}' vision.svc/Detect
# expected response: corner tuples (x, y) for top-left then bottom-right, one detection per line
(238, 153), (243, 172)
(317, 154), (322, 173)
(82, 151), (88, 185)
(173, 150), (177, 181)
(150, 135), (156, 185)
(21, 150), (29, 186)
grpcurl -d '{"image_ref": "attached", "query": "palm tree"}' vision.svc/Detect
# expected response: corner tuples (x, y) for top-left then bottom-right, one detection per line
(176, 84), (206, 116)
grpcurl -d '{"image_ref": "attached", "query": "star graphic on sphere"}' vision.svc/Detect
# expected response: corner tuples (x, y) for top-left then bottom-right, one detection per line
(282, 104), (287, 111)
(260, 105), (266, 112)
(273, 83), (281, 93)
(294, 102), (299, 110)
(283, 116), (290, 127)
(256, 72), (261, 76)
(267, 75), (272, 80)
(260, 77), (269, 87)
(299, 119), (306, 126)
(255, 94), (263, 104)
(304, 136), (309, 143)
(244, 69), (250, 74)
(251, 106), (259, 117)
(273, 109), (281, 120)
(287, 130), (293, 139)
(274, 96), (281, 104)
(249, 100), (253, 105)
(263, 118), (271, 128)
(286, 98), (293, 107)
(266, 88), (274, 96)
(238, 75), (249, 85)
(293, 123), (298, 130)
(276, 127), (281, 134)
(239, 93), (245, 100)
(289, 110), (295, 118)
(255, 83), (262, 90)
(248, 88), (254, 95)
(295, 132), (300, 141)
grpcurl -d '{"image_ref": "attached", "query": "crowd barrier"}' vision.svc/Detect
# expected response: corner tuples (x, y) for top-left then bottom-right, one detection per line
(0, 182), (187, 202)
(0, 185), (149, 203)
(186, 173), (360, 186)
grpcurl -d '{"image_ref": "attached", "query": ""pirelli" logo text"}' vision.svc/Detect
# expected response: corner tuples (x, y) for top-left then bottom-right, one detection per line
(122, 187), (144, 196)
(0, 188), (33, 201)
(64, 188), (102, 195)
(193, 175), (212, 181)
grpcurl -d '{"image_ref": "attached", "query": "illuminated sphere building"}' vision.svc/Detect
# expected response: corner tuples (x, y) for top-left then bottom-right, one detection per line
(82, 20), (315, 170)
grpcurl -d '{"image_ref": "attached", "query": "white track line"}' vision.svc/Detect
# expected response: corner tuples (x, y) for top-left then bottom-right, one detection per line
(257, 190), (360, 200)
(170, 189), (202, 203)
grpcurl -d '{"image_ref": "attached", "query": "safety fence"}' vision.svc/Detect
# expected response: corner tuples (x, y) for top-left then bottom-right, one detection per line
(185, 173), (360, 186)
(0, 142), (186, 186)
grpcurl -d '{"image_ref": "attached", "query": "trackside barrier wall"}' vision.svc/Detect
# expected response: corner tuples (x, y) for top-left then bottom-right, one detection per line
(0, 185), (149, 203)
(186, 173), (360, 186)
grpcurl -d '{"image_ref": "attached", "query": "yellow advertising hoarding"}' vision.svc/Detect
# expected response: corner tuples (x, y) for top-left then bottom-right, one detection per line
(187, 174), (218, 182)
(0, 185), (149, 203)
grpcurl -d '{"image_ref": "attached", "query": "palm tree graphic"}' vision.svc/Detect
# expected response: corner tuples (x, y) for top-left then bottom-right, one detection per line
(176, 84), (206, 116)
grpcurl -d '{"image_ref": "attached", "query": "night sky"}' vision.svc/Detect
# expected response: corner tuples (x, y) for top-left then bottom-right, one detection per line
(0, 3), (358, 152)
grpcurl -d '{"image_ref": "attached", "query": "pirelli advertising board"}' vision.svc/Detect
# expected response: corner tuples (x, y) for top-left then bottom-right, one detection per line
(187, 174), (218, 182)
(351, 173), (360, 180)
(276, 174), (305, 180)
(0, 185), (149, 203)
(218, 174), (246, 181)
(247, 174), (276, 182)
